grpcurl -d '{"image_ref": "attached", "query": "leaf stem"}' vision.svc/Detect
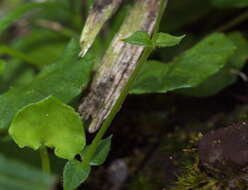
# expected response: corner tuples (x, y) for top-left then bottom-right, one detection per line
(39, 146), (51, 174)
(35, 20), (79, 39)
(81, 0), (168, 167)
(216, 10), (248, 32)
(0, 45), (41, 66)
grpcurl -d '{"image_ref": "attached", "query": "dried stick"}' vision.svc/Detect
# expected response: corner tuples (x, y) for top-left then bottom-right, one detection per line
(79, 0), (122, 57)
(79, 0), (162, 133)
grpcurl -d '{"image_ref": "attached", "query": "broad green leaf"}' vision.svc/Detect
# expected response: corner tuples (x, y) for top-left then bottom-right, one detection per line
(131, 33), (236, 94)
(0, 59), (34, 92)
(177, 32), (248, 97)
(0, 2), (53, 35)
(131, 60), (170, 94)
(63, 160), (91, 190)
(211, 0), (248, 8)
(155, 33), (185, 47)
(0, 154), (55, 190)
(123, 31), (153, 47)
(11, 69), (35, 88)
(0, 39), (93, 130)
(9, 96), (85, 160)
(0, 30), (68, 91)
(11, 30), (68, 66)
(0, 59), (5, 74)
(163, 33), (235, 91)
(81, 135), (112, 166)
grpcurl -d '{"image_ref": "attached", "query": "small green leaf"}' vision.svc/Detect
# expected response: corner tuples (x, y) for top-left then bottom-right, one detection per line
(9, 96), (85, 160)
(81, 135), (112, 166)
(0, 39), (93, 130)
(0, 59), (5, 74)
(123, 31), (153, 47)
(63, 160), (91, 190)
(211, 0), (248, 8)
(131, 33), (236, 94)
(0, 2), (53, 35)
(0, 154), (56, 190)
(155, 33), (185, 47)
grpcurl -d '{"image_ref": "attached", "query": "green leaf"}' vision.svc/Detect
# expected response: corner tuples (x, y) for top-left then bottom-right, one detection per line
(131, 60), (170, 94)
(11, 69), (35, 88)
(11, 30), (68, 67)
(0, 59), (5, 74)
(0, 154), (55, 190)
(0, 30), (68, 91)
(0, 2), (53, 35)
(177, 32), (248, 97)
(81, 135), (112, 166)
(9, 96), (85, 160)
(62, 136), (112, 189)
(0, 39), (93, 130)
(123, 31), (153, 47)
(63, 160), (91, 190)
(164, 33), (235, 91)
(211, 0), (248, 8)
(155, 33), (185, 47)
(130, 33), (236, 94)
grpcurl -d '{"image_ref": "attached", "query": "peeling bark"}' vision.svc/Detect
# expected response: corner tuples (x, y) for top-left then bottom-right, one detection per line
(79, 0), (161, 133)
(79, 0), (122, 57)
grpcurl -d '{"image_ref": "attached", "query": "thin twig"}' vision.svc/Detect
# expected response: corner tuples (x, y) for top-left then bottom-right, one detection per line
(215, 10), (248, 32)
(35, 19), (79, 38)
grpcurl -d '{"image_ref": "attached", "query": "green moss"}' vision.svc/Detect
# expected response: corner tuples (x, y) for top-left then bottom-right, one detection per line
(128, 175), (159, 190)
(171, 159), (217, 190)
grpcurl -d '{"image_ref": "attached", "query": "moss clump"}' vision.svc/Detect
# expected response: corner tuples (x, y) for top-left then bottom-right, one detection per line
(171, 158), (217, 190)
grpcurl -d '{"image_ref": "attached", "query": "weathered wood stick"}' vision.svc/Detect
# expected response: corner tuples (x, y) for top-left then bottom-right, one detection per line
(79, 0), (161, 133)
(79, 0), (122, 57)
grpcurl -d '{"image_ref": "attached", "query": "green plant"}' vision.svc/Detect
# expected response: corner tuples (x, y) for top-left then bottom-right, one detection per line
(1, 0), (248, 189)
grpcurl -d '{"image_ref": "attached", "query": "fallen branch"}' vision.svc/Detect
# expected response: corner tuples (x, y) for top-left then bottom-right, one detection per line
(79, 0), (122, 57)
(79, 0), (163, 133)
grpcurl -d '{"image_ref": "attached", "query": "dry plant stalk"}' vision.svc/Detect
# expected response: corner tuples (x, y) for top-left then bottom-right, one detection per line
(79, 0), (122, 57)
(79, 0), (161, 133)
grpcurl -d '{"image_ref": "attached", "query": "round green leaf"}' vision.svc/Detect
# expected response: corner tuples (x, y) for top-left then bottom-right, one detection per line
(9, 96), (85, 160)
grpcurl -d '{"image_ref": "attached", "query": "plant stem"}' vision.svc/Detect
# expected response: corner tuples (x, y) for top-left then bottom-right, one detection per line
(39, 146), (51, 174)
(35, 20), (79, 39)
(216, 10), (248, 32)
(0, 45), (41, 66)
(81, 0), (168, 167)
